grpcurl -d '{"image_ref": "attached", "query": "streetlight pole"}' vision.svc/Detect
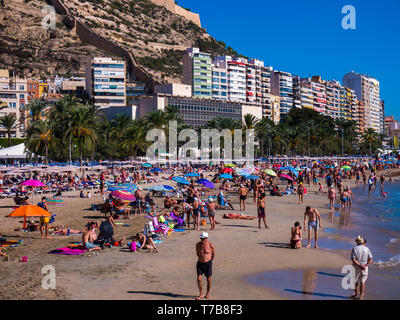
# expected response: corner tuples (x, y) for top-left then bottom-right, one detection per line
(308, 126), (311, 157)
(341, 128), (344, 157)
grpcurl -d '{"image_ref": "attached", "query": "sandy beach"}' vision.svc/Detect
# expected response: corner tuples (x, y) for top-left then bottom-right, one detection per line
(1, 168), (399, 300)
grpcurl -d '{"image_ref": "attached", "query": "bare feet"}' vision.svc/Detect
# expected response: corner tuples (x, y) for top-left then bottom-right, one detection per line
(195, 295), (203, 300)
(306, 244), (311, 248)
(315, 245), (318, 248)
(205, 293), (210, 299)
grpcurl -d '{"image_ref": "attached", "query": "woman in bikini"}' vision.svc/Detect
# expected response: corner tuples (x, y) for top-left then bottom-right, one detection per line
(290, 222), (302, 249)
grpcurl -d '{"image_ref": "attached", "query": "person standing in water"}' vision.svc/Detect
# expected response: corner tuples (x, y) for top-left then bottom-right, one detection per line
(304, 206), (322, 248)
(350, 235), (373, 300)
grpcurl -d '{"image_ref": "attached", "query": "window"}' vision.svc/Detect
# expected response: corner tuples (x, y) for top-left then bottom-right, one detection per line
(19, 85), (24, 90)
(20, 94), (24, 99)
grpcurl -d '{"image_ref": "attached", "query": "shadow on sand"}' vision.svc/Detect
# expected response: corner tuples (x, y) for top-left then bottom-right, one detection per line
(259, 242), (290, 249)
(284, 289), (349, 299)
(127, 291), (195, 298)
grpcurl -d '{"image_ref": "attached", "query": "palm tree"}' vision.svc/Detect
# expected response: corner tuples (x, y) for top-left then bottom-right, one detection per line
(242, 114), (260, 130)
(0, 114), (17, 146)
(361, 128), (380, 156)
(65, 106), (98, 166)
(119, 122), (149, 157)
(26, 99), (47, 122)
(26, 119), (53, 164)
(255, 117), (275, 157)
(111, 113), (131, 140)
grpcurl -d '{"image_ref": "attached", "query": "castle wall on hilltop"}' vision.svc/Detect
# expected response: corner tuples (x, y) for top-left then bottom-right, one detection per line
(151, 0), (201, 27)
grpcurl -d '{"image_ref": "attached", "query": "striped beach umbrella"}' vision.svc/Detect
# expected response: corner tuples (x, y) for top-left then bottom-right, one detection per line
(111, 190), (136, 201)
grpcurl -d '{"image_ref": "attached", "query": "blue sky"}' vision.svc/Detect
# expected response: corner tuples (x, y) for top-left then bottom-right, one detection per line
(177, 0), (400, 118)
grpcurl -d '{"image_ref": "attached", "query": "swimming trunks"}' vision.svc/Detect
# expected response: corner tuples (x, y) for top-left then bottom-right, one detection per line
(308, 221), (319, 231)
(196, 260), (213, 277)
(193, 208), (201, 216)
(240, 195), (247, 200)
(85, 242), (96, 249)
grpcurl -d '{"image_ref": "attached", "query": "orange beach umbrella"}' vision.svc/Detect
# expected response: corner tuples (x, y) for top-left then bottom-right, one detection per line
(8, 205), (51, 229)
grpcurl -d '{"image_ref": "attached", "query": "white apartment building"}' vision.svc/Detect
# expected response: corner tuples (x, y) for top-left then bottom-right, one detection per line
(0, 69), (28, 138)
(343, 71), (382, 133)
(86, 57), (126, 108)
(211, 67), (228, 100)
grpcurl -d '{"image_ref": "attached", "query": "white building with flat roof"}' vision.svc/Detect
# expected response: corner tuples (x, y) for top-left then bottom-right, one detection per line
(86, 57), (126, 108)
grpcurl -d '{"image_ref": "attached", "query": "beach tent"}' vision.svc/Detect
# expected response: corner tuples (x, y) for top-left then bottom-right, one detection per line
(0, 143), (29, 159)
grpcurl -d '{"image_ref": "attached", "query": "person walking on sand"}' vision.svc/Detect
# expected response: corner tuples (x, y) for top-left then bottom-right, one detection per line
(206, 198), (216, 230)
(196, 232), (215, 300)
(304, 206), (322, 248)
(297, 182), (305, 204)
(257, 192), (269, 229)
(328, 186), (336, 209)
(238, 184), (248, 211)
(350, 235), (373, 300)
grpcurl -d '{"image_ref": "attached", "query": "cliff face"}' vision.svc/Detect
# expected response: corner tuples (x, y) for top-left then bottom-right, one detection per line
(0, 0), (238, 83)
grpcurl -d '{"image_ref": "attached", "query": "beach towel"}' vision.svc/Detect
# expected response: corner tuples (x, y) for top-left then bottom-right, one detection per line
(169, 211), (184, 226)
(49, 246), (87, 255)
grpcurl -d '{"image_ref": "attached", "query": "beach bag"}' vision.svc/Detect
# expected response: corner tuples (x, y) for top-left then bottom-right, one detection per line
(201, 219), (207, 226)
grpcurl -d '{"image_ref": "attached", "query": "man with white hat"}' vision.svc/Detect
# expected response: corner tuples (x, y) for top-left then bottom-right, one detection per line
(350, 235), (373, 299)
(196, 232), (215, 300)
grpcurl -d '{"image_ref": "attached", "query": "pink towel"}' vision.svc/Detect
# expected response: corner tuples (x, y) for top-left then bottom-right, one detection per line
(49, 247), (87, 255)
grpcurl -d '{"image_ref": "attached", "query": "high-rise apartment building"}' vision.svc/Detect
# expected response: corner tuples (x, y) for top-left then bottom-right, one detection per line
(270, 71), (293, 119)
(0, 69), (28, 138)
(211, 66), (228, 100)
(343, 71), (381, 133)
(183, 48), (212, 99)
(86, 57), (126, 108)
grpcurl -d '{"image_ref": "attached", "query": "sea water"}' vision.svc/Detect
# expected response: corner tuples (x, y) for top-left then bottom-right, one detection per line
(245, 181), (400, 299)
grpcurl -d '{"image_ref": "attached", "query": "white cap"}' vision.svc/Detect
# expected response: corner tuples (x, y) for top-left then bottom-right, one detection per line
(200, 232), (208, 239)
(208, 197), (214, 202)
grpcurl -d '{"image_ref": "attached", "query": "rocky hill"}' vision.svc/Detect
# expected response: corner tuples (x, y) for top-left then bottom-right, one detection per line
(0, 0), (243, 84)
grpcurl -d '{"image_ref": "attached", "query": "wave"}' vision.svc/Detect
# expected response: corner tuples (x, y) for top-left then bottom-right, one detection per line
(374, 254), (400, 268)
(390, 238), (400, 244)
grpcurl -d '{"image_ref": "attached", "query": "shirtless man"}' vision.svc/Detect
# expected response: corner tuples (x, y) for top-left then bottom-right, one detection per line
(196, 232), (215, 300)
(134, 187), (143, 215)
(328, 186), (336, 209)
(304, 206), (322, 248)
(82, 223), (101, 252)
(206, 198), (216, 230)
(238, 184), (248, 211)
(347, 186), (354, 208)
(192, 197), (201, 231)
(257, 193), (269, 229)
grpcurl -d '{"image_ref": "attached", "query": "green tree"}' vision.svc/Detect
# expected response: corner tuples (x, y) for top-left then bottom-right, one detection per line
(0, 114), (17, 146)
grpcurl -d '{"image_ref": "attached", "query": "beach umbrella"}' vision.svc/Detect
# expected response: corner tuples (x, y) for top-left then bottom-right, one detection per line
(107, 183), (137, 192)
(219, 173), (233, 179)
(141, 163), (152, 168)
(341, 166), (351, 171)
(273, 164), (282, 169)
(264, 169), (277, 176)
(111, 190), (136, 202)
(244, 175), (259, 180)
(20, 179), (46, 187)
(150, 168), (163, 173)
(224, 164), (236, 168)
(162, 185), (175, 191)
(279, 174), (294, 181)
(184, 172), (200, 177)
(46, 197), (64, 205)
(196, 178), (215, 189)
(172, 176), (190, 185)
(8, 205), (51, 229)
(151, 185), (170, 192)
(222, 167), (234, 173)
